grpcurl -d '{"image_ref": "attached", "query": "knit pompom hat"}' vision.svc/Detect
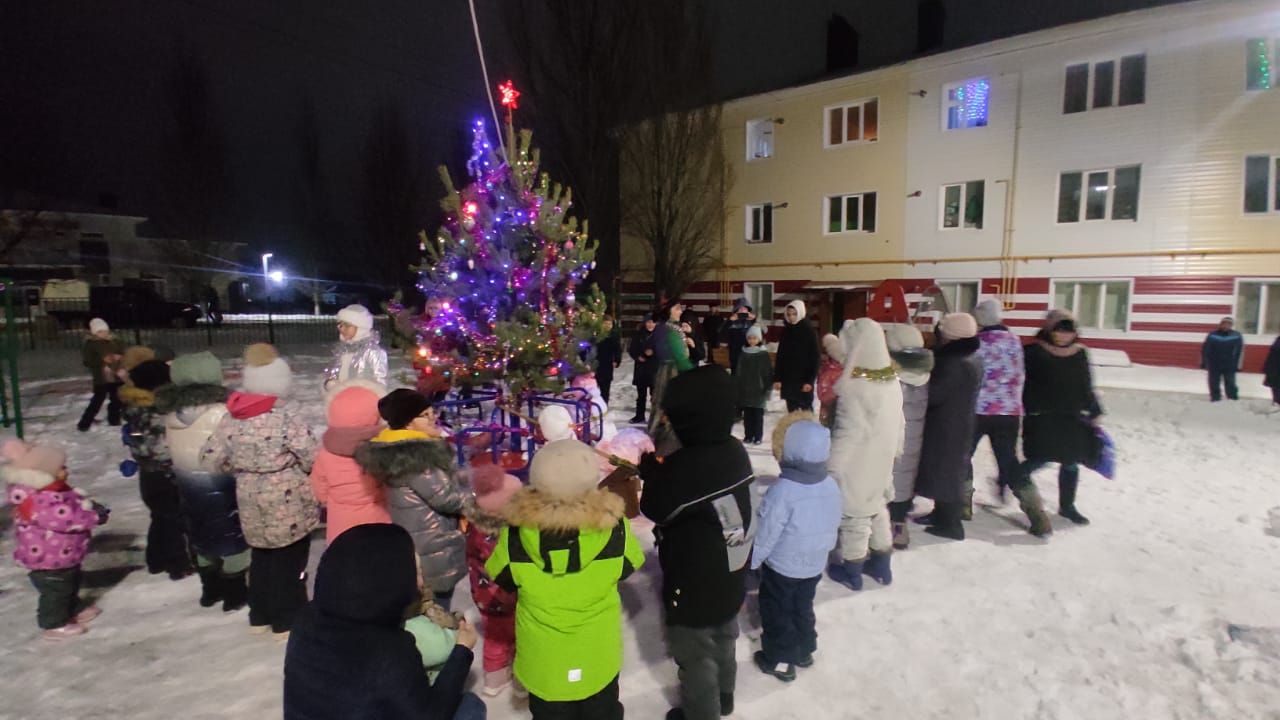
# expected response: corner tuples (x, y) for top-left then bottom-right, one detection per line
(529, 439), (601, 500)
(129, 359), (172, 392)
(337, 305), (374, 331)
(170, 352), (223, 386)
(472, 463), (523, 514)
(538, 405), (576, 443)
(121, 346), (156, 372)
(377, 388), (433, 430)
(973, 298), (1003, 328)
(241, 343), (292, 397)
(327, 385), (384, 428)
(937, 313), (979, 342)
(1, 438), (67, 485)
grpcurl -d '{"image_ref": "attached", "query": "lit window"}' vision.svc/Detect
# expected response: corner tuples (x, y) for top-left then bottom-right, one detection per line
(746, 119), (775, 160)
(941, 180), (985, 229)
(824, 98), (879, 147)
(1236, 281), (1280, 334)
(1246, 39), (1276, 91)
(1244, 155), (1280, 214)
(944, 78), (990, 130)
(936, 282), (979, 314)
(745, 203), (773, 244)
(1057, 166), (1140, 223)
(1052, 280), (1130, 330)
(1063, 54), (1146, 113)
(825, 192), (877, 233)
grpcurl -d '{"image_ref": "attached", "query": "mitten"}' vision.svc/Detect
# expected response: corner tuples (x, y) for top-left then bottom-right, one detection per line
(120, 459), (138, 478)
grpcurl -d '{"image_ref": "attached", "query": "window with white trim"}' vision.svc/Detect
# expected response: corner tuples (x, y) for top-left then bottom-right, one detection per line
(1052, 280), (1131, 330)
(745, 203), (773, 244)
(1246, 38), (1277, 91)
(825, 192), (877, 233)
(1244, 155), (1280, 214)
(744, 282), (774, 324)
(937, 281), (979, 314)
(1063, 54), (1146, 113)
(746, 119), (775, 160)
(944, 77), (990, 130)
(1236, 281), (1280, 334)
(1057, 165), (1140, 223)
(824, 98), (879, 147)
(940, 180), (984, 229)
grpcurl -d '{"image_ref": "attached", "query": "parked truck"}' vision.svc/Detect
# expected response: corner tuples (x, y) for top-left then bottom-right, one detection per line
(42, 280), (201, 329)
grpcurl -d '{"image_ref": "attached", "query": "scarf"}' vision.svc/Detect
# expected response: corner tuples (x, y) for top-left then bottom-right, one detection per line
(1037, 339), (1084, 358)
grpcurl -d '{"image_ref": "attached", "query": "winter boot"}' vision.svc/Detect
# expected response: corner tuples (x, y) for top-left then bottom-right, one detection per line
(482, 667), (512, 697)
(197, 567), (223, 608)
(862, 551), (893, 586)
(962, 486), (975, 521)
(1013, 484), (1054, 538)
(892, 521), (910, 550)
(794, 654), (814, 668)
(221, 571), (248, 612)
(827, 559), (865, 591)
(753, 651), (796, 683)
(720, 692), (735, 716)
(923, 502), (965, 541)
(911, 510), (937, 526)
(888, 500), (912, 549)
(1058, 468), (1090, 525)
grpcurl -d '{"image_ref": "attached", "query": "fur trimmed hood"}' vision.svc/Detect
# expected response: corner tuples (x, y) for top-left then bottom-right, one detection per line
(502, 486), (624, 532)
(119, 385), (157, 408)
(891, 347), (934, 386)
(465, 506), (508, 536)
(155, 382), (228, 414)
(771, 410), (816, 462)
(354, 431), (453, 484)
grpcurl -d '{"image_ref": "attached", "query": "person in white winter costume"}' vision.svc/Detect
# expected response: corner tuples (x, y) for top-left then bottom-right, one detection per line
(826, 318), (905, 592)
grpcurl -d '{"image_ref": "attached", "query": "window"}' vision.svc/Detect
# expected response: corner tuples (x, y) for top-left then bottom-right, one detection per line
(1063, 55), (1146, 113)
(746, 119), (775, 160)
(1246, 39), (1276, 91)
(1236, 281), (1280, 334)
(745, 203), (773, 244)
(825, 98), (879, 147)
(937, 282), (979, 313)
(940, 180), (985, 229)
(1052, 280), (1131, 330)
(944, 77), (990, 130)
(825, 192), (877, 233)
(1244, 155), (1280, 214)
(79, 233), (110, 275)
(744, 283), (774, 324)
(1057, 165), (1140, 222)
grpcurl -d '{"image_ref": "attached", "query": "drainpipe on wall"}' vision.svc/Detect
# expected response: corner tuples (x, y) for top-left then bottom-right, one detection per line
(997, 70), (1024, 308)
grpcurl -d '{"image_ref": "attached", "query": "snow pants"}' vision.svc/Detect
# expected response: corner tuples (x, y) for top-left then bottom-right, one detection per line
(139, 468), (193, 576)
(482, 612), (515, 673)
(528, 675), (622, 720)
(248, 537), (310, 633)
(838, 511), (892, 561)
(758, 565), (819, 666)
(28, 567), (84, 629)
(78, 382), (122, 430)
(1208, 368), (1239, 401)
(667, 620), (739, 720)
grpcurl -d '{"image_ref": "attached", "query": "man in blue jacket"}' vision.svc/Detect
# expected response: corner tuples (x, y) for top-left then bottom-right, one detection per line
(1202, 316), (1244, 402)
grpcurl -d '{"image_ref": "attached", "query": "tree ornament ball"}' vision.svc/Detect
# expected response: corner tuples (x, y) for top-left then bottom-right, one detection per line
(564, 240), (574, 251)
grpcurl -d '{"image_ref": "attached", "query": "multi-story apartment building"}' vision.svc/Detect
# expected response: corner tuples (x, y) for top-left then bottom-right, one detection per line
(619, 0), (1280, 368)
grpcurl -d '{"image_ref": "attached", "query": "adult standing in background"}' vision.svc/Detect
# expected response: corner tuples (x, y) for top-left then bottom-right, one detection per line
(629, 315), (659, 425)
(649, 301), (696, 437)
(1201, 316), (1244, 402)
(1264, 335), (1280, 406)
(721, 302), (757, 374)
(702, 306), (725, 361)
(324, 305), (388, 391)
(78, 318), (124, 431)
(774, 301), (819, 413)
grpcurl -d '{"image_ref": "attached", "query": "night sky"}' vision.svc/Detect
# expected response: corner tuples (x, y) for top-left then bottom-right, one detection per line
(2, 0), (1193, 268)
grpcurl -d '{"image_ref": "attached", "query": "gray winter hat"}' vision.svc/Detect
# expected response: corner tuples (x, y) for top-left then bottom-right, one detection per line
(974, 298), (1003, 327)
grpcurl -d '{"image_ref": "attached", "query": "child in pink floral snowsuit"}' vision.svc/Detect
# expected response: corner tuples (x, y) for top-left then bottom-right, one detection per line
(3, 439), (107, 640)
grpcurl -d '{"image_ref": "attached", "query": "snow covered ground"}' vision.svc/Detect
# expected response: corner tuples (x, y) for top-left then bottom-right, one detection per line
(2, 355), (1279, 720)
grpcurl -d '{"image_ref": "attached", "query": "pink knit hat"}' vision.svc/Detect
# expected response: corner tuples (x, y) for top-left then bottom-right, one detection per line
(471, 463), (523, 513)
(937, 312), (979, 341)
(1, 438), (67, 483)
(327, 385), (384, 428)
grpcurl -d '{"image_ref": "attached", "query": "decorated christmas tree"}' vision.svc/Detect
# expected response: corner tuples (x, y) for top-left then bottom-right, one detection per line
(406, 115), (607, 395)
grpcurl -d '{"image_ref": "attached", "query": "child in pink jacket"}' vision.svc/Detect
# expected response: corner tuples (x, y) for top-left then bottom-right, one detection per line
(3, 439), (107, 640)
(310, 381), (390, 543)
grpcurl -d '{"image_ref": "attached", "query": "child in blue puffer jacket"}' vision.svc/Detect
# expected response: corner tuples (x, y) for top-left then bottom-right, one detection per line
(750, 412), (843, 683)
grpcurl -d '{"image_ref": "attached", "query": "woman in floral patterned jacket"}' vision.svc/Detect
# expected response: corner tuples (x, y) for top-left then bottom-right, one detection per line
(203, 344), (319, 637)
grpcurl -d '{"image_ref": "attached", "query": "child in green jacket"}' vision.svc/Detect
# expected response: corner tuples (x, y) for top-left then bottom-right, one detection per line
(736, 325), (773, 444)
(486, 439), (644, 720)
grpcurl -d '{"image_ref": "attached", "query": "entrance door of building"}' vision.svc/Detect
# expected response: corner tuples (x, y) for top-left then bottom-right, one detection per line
(828, 289), (870, 333)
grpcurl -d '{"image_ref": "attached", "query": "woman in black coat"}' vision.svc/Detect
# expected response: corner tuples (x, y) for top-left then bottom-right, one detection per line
(629, 316), (659, 424)
(1264, 335), (1280, 406)
(773, 300), (819, 412)
(284, 523), (484, 720)
(913, 313), (984, 541)
(1022, 311), (1102, 528)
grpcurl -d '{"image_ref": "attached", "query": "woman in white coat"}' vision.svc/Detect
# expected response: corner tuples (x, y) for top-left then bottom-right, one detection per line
(826, 318), (905, 592)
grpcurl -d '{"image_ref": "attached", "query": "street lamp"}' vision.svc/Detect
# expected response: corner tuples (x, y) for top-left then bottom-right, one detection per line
(261, 252), (277, 344)
(262, 252), (273, 279)
(269, 270), (285, 284)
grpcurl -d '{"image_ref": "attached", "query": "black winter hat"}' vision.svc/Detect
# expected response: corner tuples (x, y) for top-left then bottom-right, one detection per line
(377, 388), (433, 430)
(313, 523), (419, 627)
(129, 359), (172, 392)
(663, 365), (736, 447)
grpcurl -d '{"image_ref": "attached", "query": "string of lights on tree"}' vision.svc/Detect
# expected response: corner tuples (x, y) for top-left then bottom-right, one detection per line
(402, 82), (607, 395)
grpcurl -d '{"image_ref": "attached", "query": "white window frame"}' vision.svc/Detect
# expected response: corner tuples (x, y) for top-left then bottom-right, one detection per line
(1243, 153), (1280, 215)
(1050, 279), (1133, 331)
(744, 282), (775, 324)
(823, 191), (877, 235)
(823, 97), (879, 148)
(1063, 54), (1146, 113)
(746, 118), (775, 161)
(1234, 279), (1280, 335)
(745, 203), (773, 244)
(942, 77), (991, 131)
(1056, 165), (1141, 224)
(939, 180), (985, 230)
(1245, 38), (1277, 91)
(936, 281), (980, 314)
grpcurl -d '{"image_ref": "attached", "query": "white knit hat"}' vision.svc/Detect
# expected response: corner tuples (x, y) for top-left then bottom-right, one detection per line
(336, 305), (374, 331)
(241, 343), (293, 397)
(89, 318), (109, 334)
(529, 439), (601, 500)
(538, 405), (576, 443)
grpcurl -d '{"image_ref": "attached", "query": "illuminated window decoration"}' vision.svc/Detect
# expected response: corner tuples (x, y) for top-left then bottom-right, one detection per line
(1247, 39), (1275, 91)
(944, 77), (990, 130)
